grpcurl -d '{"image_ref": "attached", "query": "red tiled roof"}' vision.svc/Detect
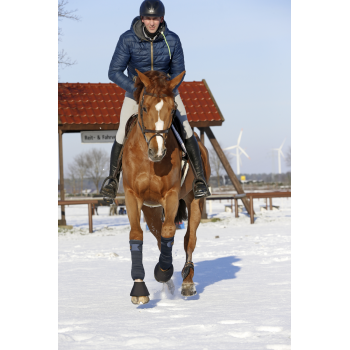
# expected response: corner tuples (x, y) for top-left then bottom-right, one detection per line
(58, 81), (224, 131)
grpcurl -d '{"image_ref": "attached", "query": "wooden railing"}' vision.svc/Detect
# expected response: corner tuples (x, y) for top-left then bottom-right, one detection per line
(206, 191), (291, 224)
(58, 192), (291, 232)
(58, 200), (99, 233)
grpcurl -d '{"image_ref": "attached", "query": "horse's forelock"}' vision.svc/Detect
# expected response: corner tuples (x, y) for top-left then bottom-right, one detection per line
(133, 71), (174, 102)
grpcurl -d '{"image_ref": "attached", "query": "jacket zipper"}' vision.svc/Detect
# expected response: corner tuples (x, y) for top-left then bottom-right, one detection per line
(151, 41), (153, 70)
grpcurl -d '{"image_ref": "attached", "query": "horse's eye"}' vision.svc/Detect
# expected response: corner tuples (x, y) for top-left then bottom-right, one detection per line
(143, 107), (147, 112)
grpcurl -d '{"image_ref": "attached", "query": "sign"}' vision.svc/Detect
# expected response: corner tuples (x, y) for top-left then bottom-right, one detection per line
(81, 131), (117, 143)
(240, 175), (246, 181)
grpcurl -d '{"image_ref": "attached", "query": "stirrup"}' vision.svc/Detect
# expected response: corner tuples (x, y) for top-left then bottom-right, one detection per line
(100, 176), (119, 204)
(192, 178), (211, 199)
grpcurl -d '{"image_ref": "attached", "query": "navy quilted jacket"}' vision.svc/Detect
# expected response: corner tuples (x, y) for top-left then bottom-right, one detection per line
(108, 16), (185, 95)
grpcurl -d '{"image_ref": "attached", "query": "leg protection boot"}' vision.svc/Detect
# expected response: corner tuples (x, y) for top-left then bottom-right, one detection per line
(100, 140), (123, 199)
(185, 135), (211, 199)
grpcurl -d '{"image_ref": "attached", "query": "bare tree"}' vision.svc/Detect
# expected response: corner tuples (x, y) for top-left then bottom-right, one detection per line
(67, 163), (78, 195)
(85, 149), (109, 194)
(74, 153), (88, 194)
(285, 146), (291, 168)
(58, 0), (80, 74)
(208, 145), (232, 191)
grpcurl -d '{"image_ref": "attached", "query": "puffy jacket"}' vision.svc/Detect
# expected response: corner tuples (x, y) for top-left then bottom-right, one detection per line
(108, 16), (185, 95)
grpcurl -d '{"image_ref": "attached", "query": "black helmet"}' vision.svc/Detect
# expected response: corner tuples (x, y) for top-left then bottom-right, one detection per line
(140, 1), (165, 18)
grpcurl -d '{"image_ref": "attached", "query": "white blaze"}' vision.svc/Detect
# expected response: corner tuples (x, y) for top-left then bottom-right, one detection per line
(155, 99), (164, 156)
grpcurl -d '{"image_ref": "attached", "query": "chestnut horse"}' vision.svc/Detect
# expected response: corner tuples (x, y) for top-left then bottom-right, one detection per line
(123, 69), (210, 304)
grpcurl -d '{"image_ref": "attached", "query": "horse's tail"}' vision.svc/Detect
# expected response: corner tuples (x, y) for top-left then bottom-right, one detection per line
(175, 199), (187, 223)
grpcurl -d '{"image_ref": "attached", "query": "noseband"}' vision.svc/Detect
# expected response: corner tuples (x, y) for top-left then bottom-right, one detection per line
(137, 87), (177, 153)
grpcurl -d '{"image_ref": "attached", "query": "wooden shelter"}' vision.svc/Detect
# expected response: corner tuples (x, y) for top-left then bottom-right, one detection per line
(58, 80), (252, 225)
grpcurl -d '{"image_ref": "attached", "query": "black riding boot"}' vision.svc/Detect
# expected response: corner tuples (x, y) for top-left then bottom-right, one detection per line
(185, 135), (211, 199)
(100, 140), (123, 199)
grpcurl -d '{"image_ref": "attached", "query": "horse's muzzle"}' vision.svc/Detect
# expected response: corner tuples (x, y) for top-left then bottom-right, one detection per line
(148, 147), (167, 162)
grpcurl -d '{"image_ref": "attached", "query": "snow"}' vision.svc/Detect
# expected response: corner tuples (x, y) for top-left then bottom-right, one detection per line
(58, 198), (291, 349)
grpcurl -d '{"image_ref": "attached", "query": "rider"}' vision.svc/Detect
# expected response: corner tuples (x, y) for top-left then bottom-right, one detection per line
(101, 0), (210, 199)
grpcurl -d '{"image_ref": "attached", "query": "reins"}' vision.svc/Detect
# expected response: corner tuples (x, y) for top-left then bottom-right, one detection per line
(137, 87), (178, 151)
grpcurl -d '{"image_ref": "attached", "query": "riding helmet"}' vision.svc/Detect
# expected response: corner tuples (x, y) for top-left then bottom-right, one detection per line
(140, 0), (165, 17)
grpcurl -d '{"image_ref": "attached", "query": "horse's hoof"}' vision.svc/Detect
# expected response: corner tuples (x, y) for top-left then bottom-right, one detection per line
(154, 262), (173, 283)
(131, 296), (150, 305)
(130, 281), (150, 297)
(181, 283), (197, 296)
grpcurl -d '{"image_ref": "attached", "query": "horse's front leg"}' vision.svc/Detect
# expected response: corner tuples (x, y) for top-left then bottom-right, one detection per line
(154, 190), (178, 284)
(181, 192), (202, 296)
(125, 189), (149, 305)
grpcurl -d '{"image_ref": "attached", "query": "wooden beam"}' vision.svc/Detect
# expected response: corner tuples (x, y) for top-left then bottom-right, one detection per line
(58, 124), (120, 132)
(58, 130), (66, 226)
(250, 196), (254, 224)
(58, 120), (223, 133)
(200, 127), (253, 215)
(88, 203), (93, 233)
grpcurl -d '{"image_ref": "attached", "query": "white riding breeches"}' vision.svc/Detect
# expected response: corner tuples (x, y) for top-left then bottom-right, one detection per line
(115, 93), (193, 144)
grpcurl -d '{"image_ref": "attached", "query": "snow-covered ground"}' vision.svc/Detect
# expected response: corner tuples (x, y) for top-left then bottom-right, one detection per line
(58, 198), (291, 349)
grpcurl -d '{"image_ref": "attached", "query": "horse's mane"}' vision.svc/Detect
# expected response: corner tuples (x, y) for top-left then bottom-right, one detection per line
(133, 71), (174, 102)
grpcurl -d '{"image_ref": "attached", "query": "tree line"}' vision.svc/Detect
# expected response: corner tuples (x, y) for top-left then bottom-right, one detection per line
(66, 148), (109, 195)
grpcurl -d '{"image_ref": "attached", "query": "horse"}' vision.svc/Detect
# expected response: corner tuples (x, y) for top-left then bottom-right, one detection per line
(122, 69), (211, 304)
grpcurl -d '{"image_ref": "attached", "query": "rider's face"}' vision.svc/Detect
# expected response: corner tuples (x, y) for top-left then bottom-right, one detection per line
(141, 16), (164, 33)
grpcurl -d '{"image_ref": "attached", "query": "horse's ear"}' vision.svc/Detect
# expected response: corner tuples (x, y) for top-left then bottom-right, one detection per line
(168, 71), (186, 90)
(135, 69), (151, 87)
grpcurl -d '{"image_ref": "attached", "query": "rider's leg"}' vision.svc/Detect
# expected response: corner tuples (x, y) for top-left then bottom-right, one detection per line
(175, 94), (211, 199)
(101, 96), (138, 198)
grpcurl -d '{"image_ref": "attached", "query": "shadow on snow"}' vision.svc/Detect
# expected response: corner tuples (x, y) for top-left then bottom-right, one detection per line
(137, 255), (241, 308)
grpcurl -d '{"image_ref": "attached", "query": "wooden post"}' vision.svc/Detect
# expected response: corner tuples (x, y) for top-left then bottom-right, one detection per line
(269, 198), (272, 210)
(266, 198), (268, 210)
(231, 199), (233, 213)
(58, 130), (66, 226)
(234, 198), (238, 218)
(200, 127), (253, 215)
(88, 203), (93, 233)
(250, 196), (254, 224)
(200, 128), (208, 219)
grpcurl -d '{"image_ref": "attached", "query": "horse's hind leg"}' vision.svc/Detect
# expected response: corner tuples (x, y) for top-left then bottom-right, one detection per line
(182, 192), (203, 296)
(125, 189), (149, 305)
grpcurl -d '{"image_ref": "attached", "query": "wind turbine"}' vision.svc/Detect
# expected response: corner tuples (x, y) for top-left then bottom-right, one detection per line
(273, 139), (285, 174)
(223, 129), (250, 175)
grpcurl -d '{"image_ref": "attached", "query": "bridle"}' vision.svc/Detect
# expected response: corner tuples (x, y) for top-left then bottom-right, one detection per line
(137, 87), (178, 156)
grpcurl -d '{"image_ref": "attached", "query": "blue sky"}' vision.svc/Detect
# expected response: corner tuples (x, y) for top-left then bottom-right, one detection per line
(58, 0), (291, 175)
